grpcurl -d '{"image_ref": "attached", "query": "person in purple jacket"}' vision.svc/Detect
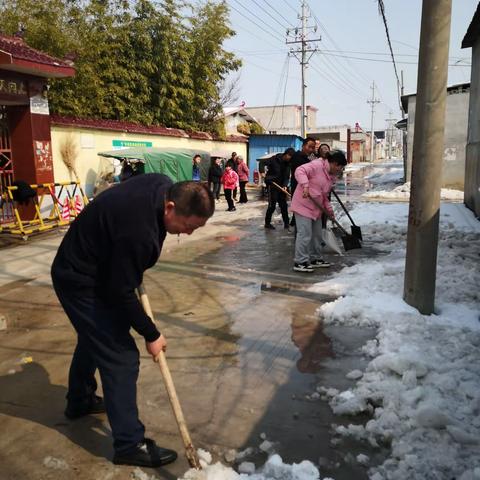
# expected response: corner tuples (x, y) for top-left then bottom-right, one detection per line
(290, 150), (347, 272)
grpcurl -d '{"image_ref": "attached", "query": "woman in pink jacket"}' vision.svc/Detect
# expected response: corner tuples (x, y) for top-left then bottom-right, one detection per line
(221, 165), (239, 211)
(291, 150), (347, 272)
(236, 156), (250, 203)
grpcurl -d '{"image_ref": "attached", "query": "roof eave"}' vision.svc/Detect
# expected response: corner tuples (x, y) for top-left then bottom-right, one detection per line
(462, 3), (480, 48)
(2, 58), (76, 78)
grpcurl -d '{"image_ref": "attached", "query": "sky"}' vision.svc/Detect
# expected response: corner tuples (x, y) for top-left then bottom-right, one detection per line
(223, 0), (478, 131)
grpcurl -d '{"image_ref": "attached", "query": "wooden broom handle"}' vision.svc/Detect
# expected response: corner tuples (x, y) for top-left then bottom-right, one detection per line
(271, 182), (292, 198)
(137, 284), (201, 470)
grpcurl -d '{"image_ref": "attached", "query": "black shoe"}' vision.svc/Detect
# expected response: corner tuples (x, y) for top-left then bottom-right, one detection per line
(113, 438), (178, 468)
(65, 395), (105, 419)
(311, 259), (331, 268)
(293, 262), (314, 273)
(264, 224), (276, 230)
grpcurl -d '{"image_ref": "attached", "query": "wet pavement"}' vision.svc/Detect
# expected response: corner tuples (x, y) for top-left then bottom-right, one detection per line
(0, 175), (389, 479)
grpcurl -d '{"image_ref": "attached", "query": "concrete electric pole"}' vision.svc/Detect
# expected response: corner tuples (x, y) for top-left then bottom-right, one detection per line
(367, 82), (380, 162)
(286, 1), (320, 138)
(403, 0), (452, 315)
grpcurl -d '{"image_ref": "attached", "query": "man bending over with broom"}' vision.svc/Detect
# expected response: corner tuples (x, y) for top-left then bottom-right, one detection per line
(51, 175), (214, 468)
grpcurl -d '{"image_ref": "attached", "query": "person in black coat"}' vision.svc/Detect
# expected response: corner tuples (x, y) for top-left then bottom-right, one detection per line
(262, 148), (295, 229)
(289, 137), (316, 227)
(208, 157), (223, 200)
(290, 137), (316, 195)
(51, 175), (214, 468)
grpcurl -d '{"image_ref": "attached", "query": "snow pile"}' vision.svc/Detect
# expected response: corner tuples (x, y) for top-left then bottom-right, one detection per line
(362, 181), (464, 201)
(364, 167), (403, 185)
(345, 162), (370, 173)
(311, 202), (480, 479)
(43, 456), (69, 470)
(131, 468), (159, 480)
(179, 449), (322, 480)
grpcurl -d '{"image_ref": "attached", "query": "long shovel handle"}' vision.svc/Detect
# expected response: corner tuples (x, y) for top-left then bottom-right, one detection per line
(272, 182), (291, 198)
(308, 195), (350, 236)
(137, 284), (201, 470)
(331, 189), (357, 227)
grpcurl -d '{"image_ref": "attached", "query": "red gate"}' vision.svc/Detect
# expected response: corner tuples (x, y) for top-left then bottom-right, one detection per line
(0, 106), (14, 224)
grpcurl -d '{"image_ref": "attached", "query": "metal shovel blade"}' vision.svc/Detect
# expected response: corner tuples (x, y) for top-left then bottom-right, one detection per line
(351, 225), (363, 241)
(341, 234), (362, 251)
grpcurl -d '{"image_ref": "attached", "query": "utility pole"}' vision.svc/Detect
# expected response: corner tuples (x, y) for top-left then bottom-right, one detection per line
(367, 82), (380, 162)
(403, 0), (452, 315)
(385, 111), (397, 159)
(286, 1), (320, 138)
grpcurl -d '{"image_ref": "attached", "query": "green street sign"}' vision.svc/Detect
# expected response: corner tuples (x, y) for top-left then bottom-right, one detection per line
(112, 140), (153, 148)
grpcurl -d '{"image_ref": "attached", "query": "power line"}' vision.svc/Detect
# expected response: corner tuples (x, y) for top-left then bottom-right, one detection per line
(230, 48), (467, 62)
(376, 0), (402, 113)
(309, 61), (365, 101)
(229, 25), (285, 51)
(228, 0), (285, 43)
(263, 0), (296, 28)
(247, 0), (290, 30)
(319, 52), (471, 67)
(267, 54), (291, 130)
(279, 0), (298, 15)
(312, 55), (367, 99)
(306, 2), (373, 89)
(280, 56), (291, 129)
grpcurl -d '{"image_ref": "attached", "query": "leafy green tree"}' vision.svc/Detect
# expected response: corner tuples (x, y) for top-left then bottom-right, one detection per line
(0, 0), (242, 134)
(148, 0), (194, 128)
(52, 0), (152, 122)
(188, 0), (241, 132)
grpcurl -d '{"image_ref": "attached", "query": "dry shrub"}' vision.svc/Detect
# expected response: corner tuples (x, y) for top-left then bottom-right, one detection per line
(60, 133), (79, 181)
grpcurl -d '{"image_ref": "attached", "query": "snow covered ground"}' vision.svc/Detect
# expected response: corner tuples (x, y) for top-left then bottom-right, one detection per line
(311, 202), (480, 480)
(362, 182), (464, 202)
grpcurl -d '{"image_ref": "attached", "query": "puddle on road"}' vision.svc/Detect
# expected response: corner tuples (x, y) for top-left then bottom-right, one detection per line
(153, 205), (384, 479)
(290, 316), (333, 374)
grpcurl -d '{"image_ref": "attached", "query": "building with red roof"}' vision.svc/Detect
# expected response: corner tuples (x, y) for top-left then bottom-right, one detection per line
(0, 33), (75, 204)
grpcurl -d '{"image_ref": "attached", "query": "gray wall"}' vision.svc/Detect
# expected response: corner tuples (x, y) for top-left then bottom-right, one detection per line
(406, 89), (469, 189)
(465, 41), (480, 216)
(244, 106), (317, 135)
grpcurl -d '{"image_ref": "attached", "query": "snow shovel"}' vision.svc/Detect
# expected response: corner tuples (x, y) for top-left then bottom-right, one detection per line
(137, 284), (202, 470)
(331, 189), (363, 241)
(308, 196), (362, 251)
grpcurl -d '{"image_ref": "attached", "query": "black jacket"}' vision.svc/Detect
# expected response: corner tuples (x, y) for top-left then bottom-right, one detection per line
(264, 154), (291, 187)
(208, 164), (223, 182)
(290, 150), (310, 193)
(51, 173), (173, 342)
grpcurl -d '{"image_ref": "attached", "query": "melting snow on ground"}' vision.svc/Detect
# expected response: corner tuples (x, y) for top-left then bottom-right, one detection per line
(362, 181), (464, 201)
(179, 448), (327, 480)
(310, 201), (480, 479)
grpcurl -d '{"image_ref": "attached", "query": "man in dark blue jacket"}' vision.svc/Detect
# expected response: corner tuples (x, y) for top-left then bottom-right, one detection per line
(51, 174), (214, 468)
(262, 148), (295, 229)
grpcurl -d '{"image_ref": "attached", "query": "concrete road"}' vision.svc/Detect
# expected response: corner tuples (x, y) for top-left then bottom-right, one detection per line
(0, 199), (383, 480)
